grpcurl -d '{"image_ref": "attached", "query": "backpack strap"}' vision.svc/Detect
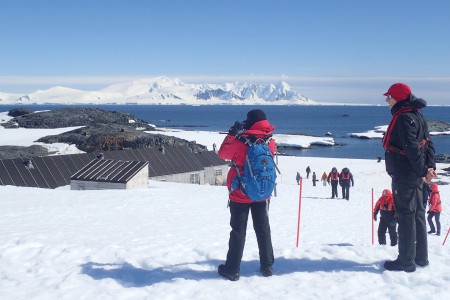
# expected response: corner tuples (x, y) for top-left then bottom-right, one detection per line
(236, 133), (273, 145)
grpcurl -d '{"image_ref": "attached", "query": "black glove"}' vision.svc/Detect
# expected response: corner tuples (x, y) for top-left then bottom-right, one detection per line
(427, 210), (430, 214)
(374, 215), (377, 221)
(228, 121), (243, 136)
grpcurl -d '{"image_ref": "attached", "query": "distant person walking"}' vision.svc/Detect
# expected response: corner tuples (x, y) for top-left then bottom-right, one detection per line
(306, 166), (311, 179)
(321, 172), (327, 186)
(296, 172), (301, 185)
(427, 183), (442, 236)
(339, 167), (354, 200)
(327, 167), (339, 199)
(312, 172), (317, 186)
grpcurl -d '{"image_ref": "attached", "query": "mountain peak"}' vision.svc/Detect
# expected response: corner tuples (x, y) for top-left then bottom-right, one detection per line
(0, 77), (316, 105)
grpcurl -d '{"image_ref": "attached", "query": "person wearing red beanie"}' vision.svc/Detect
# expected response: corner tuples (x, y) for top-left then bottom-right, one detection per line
(382, 83), (437, 272)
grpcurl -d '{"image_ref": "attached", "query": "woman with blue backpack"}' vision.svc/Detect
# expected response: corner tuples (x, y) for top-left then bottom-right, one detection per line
(217, 109), (277, 281)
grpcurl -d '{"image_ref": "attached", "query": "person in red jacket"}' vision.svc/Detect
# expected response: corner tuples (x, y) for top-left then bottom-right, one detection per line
(373, 189), (397, 246)
(327, 167), (340, 198)
(217, 109), (276, 281)
(427, 183), (442, 236)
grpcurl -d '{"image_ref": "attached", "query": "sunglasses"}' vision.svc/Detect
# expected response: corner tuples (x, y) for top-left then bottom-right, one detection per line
(386, 95), (393, 99)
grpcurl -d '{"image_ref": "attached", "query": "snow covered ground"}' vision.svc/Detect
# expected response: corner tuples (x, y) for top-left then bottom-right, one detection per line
(1, 115), (450, 300)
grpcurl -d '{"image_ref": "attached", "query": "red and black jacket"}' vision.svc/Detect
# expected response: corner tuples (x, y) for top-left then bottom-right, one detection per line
(218, 120), (276, 204)
(383, 94), (436, 177)
(374, 190), (396, 219)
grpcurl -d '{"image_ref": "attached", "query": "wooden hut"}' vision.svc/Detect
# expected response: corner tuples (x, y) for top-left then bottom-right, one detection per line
(70, 159), (148, 190)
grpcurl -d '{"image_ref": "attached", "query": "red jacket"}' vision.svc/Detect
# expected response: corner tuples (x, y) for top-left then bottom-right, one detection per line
(373, 189), (395, 219)
(218, 120), (276, 203)
(428, 192), (442, 213)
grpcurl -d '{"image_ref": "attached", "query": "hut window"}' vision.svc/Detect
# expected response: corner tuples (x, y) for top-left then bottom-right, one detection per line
(190, 173), (200, 184)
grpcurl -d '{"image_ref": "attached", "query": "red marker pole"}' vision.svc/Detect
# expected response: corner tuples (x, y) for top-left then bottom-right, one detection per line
(296, 177), (303, 247)
(443, 227), (450, 246)
(372, 188), (374, 245)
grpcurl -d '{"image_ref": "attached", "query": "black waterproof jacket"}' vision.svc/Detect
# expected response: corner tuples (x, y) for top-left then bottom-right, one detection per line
(384, 94), (436, 177)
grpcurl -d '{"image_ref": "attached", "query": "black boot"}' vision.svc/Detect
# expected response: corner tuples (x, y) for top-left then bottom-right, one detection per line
(260, 266), (273, 277)
(384, 259), (416, 272)
(218, 264), (240, 281)
(416, 259), (429, 267)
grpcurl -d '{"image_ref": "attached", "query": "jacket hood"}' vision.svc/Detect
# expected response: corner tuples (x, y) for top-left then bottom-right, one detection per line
(342, 167), (349, 173)
(246, 119), (275, 135)
(430, 183), (439, 193)
(382, 189), (392, 198)
(392, 94), (426, 114)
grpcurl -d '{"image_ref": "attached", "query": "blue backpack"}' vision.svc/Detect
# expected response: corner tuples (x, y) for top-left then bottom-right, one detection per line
(231, 137), (278, 201)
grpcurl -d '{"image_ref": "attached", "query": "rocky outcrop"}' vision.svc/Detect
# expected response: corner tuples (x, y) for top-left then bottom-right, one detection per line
(428, 120), (450, 133)
(2, 107), (151, 129)
(37, 125), (205, 153)
(7, 107), (34, 117)
(435, 154), (450, 164)
(0, 108), (206, 159)
(0, 145), (51, 160)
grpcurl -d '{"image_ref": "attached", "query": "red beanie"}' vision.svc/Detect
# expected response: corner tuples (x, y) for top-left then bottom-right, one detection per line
(383, 83), (411, 101)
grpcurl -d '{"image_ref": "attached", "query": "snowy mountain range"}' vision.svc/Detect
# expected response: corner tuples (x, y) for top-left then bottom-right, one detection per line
(0, 76), (316, 105)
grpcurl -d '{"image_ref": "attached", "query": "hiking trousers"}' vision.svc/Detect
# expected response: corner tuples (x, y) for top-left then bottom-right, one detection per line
(341, 184), (350, 200)
(378, 217), (397, 246)
(331, 181), (338, 198)
(427, 212), (441, 234)
(225, 201), (274, 273)
(392, 175), (428, 265)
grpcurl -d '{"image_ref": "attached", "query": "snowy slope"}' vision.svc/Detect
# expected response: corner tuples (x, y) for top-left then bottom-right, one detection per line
(0, 127), (450, 300)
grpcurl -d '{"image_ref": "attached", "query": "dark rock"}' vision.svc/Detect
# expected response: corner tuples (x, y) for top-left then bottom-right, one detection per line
(435, 154), (450, 163)
(2, 107), (152, 129)
(0, 107), (207, 159)
(427, 120), (450, 133)
(0, 145), (51, 160)
(37, 125), (206, 153)
(8, 107), (34, 117)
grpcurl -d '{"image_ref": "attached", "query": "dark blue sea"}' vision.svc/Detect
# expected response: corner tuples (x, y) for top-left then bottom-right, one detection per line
(1, 105), (449, 159)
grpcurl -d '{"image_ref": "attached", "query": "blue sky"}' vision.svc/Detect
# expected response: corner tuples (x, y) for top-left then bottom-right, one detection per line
(1, 0), (449, 104)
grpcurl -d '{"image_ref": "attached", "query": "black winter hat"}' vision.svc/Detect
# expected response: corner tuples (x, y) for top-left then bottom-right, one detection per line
(244, 109), (266, 129)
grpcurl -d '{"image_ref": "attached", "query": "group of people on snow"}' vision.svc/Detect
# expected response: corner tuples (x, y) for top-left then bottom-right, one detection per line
(215, 82), (443, 281)
(297, 167), (355, 199)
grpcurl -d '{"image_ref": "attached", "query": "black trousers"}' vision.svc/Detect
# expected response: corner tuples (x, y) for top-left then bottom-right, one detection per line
(331, 181), (338, 198)
(392, 175), (428, 265)
(378, 217), (397, 245)
(427, 212), (441, 234)
(341, 184), (350, 200)
(225, 201), (274, 272)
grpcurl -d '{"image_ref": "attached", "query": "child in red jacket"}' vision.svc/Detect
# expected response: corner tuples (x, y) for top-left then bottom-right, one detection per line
(427, 183), (442, 236)
(373, 189), (397, 246)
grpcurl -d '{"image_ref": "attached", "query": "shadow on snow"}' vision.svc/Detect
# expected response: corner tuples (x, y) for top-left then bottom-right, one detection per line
(80, 257), (380, 287)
